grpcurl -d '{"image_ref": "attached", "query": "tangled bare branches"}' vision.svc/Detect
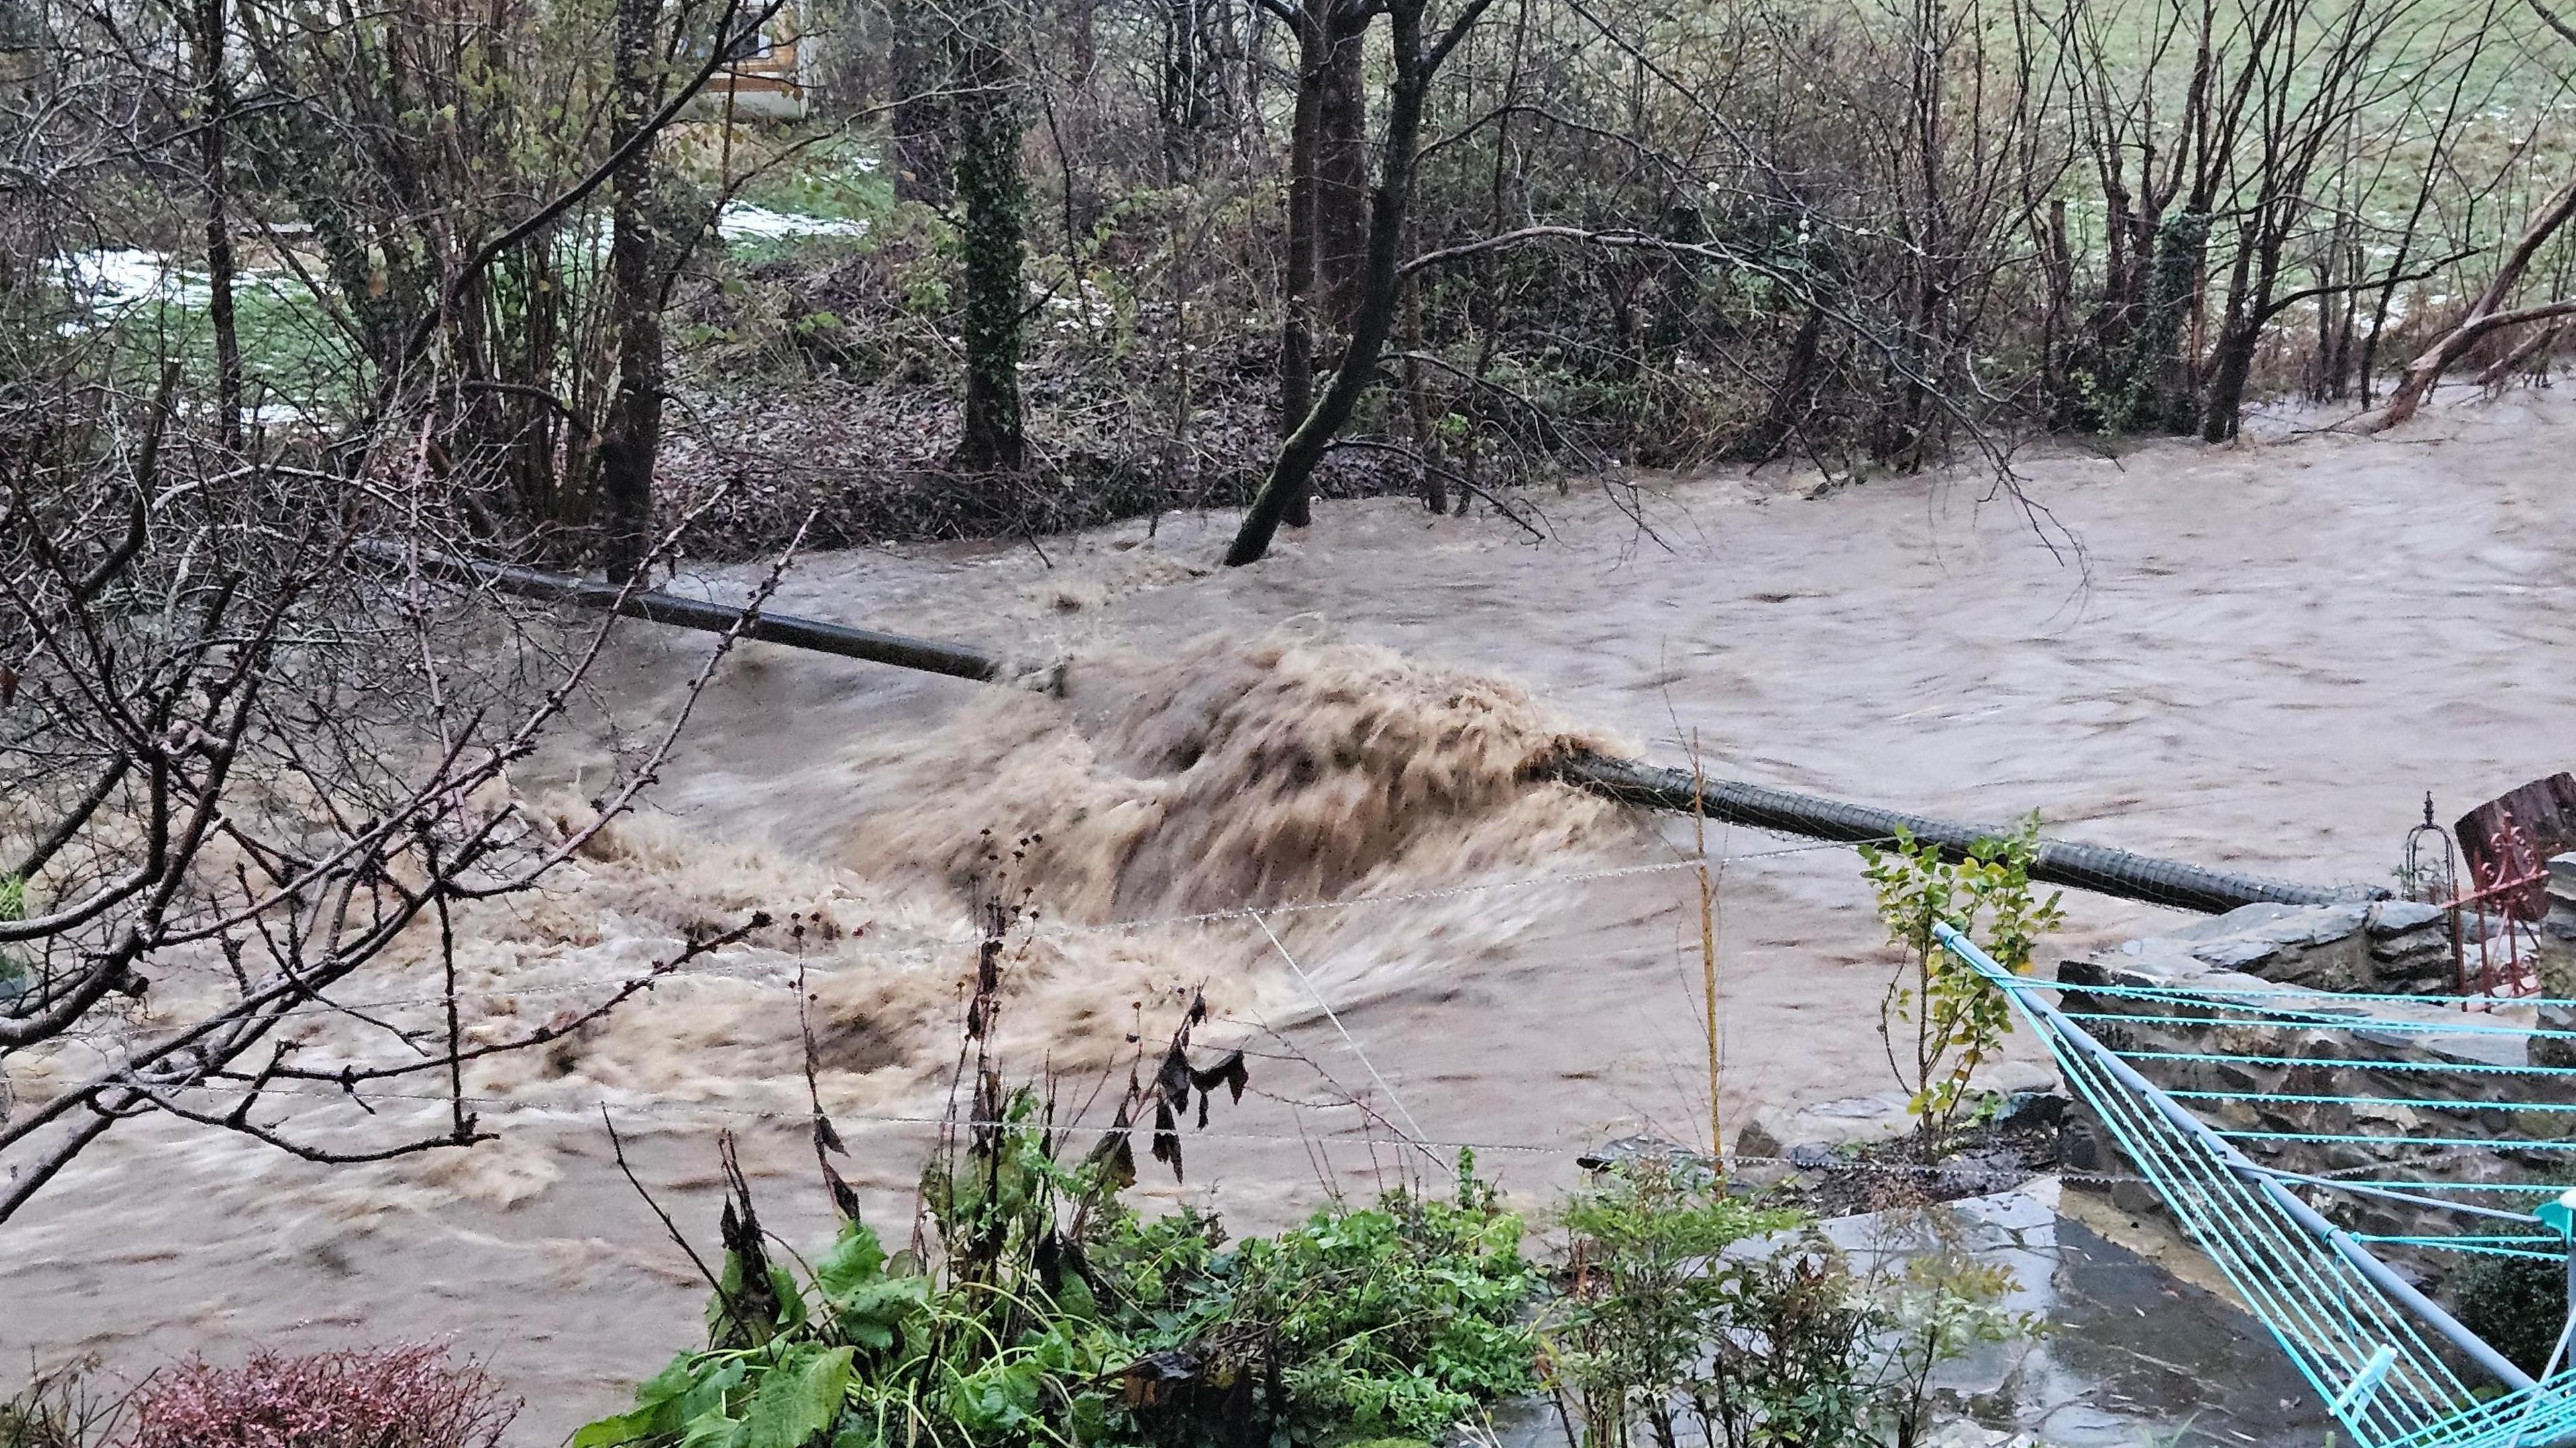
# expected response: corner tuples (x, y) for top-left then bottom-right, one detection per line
(0, 346), (775, 1222)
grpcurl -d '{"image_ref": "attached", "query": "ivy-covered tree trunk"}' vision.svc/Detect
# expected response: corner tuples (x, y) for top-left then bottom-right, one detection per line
(2122, 209), (2206, 435)
(949, 3), (1027, 474)
(598, 0), (665, 580)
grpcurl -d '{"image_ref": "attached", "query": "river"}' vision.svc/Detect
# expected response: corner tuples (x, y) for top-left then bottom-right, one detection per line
(7, 391), (2573, 1443)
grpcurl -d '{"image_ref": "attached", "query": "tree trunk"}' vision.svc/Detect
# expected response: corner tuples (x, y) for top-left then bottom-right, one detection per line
(1157, 0), (1219, 182)
(1278, 12), (1324, 439)
(2200, 324), (2257, 443)
(892, 0), (952, 205)
(598, 0), (665, 582)
(1401, 252), (1439, 512)
(2475, 319), (2564, 386)
(1313, 15), (1369, 323)
(1741, 304), (1825, 463)
(2362, 169), (2576, 431)
(2040, 199), (2072, 412)
(194, 0), (241, 449)
(950, 7), (1027, 473)
(2127, 209), (2206, 434)
(1228, 0), (1454, 567)
(2200, 229), (2270, 443)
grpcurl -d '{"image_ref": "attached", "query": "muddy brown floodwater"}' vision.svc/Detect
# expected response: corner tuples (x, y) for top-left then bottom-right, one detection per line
(8, 392), (2574, 1444)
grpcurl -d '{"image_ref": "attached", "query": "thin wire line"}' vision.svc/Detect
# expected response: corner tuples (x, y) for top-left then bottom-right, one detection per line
(62, 840), (1872, 1047)
(1252, 912), (1428, 1146)
(196, 1075), (2153, 1187)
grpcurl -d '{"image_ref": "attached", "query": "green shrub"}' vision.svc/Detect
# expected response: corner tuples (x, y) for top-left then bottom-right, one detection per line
(1, 1365), (98, 1448)
(1540, 1160), (2031, 1448)
(2451, 1244), (2568, 1378)
(1542, 1158), (1854, 1448)
(1092, 1152), (1540, 1442)
(0, 875), (24, 1005)
(574, 1111), (1538, 1448)
(1859, 819), (2063, 1150)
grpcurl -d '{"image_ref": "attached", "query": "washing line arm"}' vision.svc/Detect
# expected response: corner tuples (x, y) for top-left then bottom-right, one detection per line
(1931, 921), (2539, 1398)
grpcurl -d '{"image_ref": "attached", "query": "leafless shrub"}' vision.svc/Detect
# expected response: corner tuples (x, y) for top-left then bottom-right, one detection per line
(0, 333), (773, 1221)
(127, 1345), (518, 1448)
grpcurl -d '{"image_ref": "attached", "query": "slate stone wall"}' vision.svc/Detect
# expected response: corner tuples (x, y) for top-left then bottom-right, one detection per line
(2052, 883), (2576, 1273)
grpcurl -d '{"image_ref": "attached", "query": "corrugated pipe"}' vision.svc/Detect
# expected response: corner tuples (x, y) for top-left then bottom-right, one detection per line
(1556, 752), (2371, 913)
(374, 544), (2371, 915)
(361, 541), (1057, 690)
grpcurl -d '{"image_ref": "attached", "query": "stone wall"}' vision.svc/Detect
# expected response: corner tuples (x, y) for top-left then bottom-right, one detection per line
(2054, 886), (2575, 1267)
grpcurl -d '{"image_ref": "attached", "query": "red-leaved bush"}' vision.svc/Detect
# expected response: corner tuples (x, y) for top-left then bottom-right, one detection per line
(127, 1345), (517, 1448)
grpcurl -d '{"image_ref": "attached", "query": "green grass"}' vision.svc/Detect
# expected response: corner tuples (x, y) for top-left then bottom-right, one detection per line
(68, 263), (369, 417)
(727, 133), (896, 227)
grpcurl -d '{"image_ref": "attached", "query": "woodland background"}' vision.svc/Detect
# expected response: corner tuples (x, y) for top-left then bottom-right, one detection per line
(10, 0), (2576, 571)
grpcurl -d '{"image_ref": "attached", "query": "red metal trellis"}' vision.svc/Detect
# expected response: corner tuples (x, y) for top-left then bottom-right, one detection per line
(2419, 775), (2576, 1003)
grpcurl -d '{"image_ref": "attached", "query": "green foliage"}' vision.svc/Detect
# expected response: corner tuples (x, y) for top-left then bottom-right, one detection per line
(578, 903), (2025, 1448)
(1543, 1158), (1823, 1447)
(0, 875), (24, 1000)
(896, 242), (955, 317)
(1093, 1149), (1542, 1443)
(0, 1373), (90, 1448)
(733, 137), (897, 229)
(2126, 211), (2212, 434)
(574, 1123), (1539, 1448)
(2450, 1242), (2568, 1378)
(48, 269), (363, 418)
(0, 1372), (116, 1448)
(1542, 1161), (2033, 1448)
(1860, 819), (2063, 1149)
(1866, 1245), (2035, 1448)
(582, 1131), (2033, 1448)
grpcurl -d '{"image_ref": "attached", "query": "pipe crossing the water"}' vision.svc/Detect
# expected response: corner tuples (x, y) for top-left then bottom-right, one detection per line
(1557, 753), (2365, 914)
(382, 545), (2367, 916)
(363, 541), (1036, 688)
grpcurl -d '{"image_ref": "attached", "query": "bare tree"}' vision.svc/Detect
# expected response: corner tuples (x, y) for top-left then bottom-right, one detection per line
(2360, 163), (2576, 431)
(0, 355), (769, 1222)
(600, 0), (677, 581)
(1268, 0), (1375, 449)
(1225, 0), (1499, 565)
(893, 0), (956, 203)
(2194, 0), (2421, 440)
